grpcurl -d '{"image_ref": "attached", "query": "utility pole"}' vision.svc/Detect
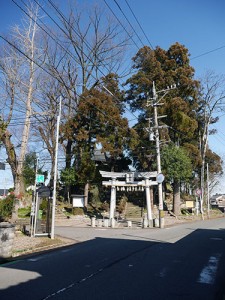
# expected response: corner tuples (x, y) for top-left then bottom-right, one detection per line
(148, 81), (176, 228)
(207, 163), (210, 218)
(31, 155), (39, 237)
(51, 97), (62, 239)
(152, 82), (164, 228)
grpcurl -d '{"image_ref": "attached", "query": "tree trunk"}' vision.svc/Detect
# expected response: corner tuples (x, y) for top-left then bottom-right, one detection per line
(173, 179), (180, 215)
(14, 172), (25, 197)
(66, 140), (73, 169)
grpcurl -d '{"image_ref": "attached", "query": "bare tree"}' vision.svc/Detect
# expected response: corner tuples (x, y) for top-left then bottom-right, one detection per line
(30, 2), (131, 188)
(47, 2), (130, 91)
(198, 70), (225, 207)
(0, 3), (42, 218)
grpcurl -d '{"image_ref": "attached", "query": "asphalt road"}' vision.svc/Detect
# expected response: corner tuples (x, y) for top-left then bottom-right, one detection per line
(0, 218), (225, 300)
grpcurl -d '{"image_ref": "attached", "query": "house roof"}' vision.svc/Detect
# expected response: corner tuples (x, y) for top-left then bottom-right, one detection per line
(211, 194), (225, 201)
(92, 150), (110, 162)
(0, 189), (8, 196)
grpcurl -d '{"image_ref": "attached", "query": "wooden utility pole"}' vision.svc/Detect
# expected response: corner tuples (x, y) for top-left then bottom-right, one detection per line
(149, 82), (176, 228)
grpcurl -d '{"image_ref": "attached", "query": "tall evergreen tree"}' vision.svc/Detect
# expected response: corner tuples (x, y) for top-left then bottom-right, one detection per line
(124, 43), (204, 210)
(61, 73), (138, 200)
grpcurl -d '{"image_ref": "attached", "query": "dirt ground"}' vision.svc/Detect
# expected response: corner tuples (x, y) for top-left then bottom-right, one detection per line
(12, 231), (76, 258)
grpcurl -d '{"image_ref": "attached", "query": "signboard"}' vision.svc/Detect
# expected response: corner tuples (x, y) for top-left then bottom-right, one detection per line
(72, 195), (85, 207)
(36, 174), (45, 183)
(185, 201), (194, 208)
(195, 189), (202, 196)
(126, 173), (134, 183)
(156, 173), (165, 184)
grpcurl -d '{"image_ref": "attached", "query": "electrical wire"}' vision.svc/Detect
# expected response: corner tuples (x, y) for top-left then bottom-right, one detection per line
(36, 0), (140, 122)
(112, 0), (146, 48)
(102, 0), (140, 50)
(41, 0), (118, 78)
(3, 1), (225, 169)
(0, 3), (223, 191)
(1, 1), (139, 132)
(191, 45), (225, 60)
(11, 0), (83, 77)
(124, 0), (154, 49)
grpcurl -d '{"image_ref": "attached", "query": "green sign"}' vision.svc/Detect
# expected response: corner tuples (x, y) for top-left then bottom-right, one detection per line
(36, 174), (45, 183)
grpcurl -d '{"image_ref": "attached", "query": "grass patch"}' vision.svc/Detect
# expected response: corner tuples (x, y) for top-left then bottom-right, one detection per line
(37, 238), (63, 248)
(18, 207), (31, 218)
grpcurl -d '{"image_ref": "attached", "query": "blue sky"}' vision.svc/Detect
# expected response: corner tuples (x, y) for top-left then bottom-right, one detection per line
(0, 0), (225, 191)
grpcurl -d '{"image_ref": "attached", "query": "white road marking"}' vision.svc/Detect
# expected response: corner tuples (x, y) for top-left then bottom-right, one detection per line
(42, 268), (104, 299)
(60, 249), (72, 253)
(210, 238), (223, 241)
(28, 256), (44, 262)
(197, 253), (222, 285)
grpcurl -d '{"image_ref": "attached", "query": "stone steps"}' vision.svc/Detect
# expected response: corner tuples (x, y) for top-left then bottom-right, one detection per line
(124, 202), (143, 219)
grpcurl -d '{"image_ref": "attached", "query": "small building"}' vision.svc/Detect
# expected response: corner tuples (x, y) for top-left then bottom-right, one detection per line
(91, 149), (110, 164)
(210, 194), (225, 206)
(0, 189), (8, 199)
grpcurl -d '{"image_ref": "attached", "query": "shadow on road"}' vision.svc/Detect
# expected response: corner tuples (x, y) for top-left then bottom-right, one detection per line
(0, 227), (225, 300)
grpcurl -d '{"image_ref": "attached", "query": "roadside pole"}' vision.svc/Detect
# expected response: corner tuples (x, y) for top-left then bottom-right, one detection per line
(150, 82), (176, 228)
(152, 82), (164, 228)
(31, 155), (39, 237)
(51, 97), (62, 239)
(207, 163), (210, 218)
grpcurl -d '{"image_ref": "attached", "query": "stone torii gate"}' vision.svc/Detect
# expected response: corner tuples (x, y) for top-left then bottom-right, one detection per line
(100, 170), (160, 226)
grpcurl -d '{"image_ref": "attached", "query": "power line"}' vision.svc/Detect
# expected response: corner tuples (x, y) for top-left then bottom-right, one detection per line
(43, 1), (225, 165)
(191, 45), (225, 60)
(0, 35), (67, 90)
(12, 0), (82, 75)
(3, 2), (139, 131)
(39, 0), (140, 123)
(112, 0), (146, 48)
(43, 0), (116, 78)
(124, 0), (154, 49)
(102, 0), (140, 50)
(5, 0), (223, 166)
(0, 35), (140, 149)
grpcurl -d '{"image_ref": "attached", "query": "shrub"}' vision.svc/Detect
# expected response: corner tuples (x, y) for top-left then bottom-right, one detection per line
(0, 194), (15, 222)
(39, 199), (49, 211)
(116, 196), (128, 213)
(72, 207), (84, 215)
(18, 207), (31, 218)
(100, 201), (109, 212)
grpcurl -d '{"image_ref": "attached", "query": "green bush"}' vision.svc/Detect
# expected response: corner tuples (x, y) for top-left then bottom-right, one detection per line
(72, 207), (84, 215)
(0, 194), (15, 221)
(40, 199), (49, 211)
(18, 207), (31, 218)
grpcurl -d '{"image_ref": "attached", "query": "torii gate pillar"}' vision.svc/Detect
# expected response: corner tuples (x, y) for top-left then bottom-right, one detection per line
(109, 178), (116, 224)
(145, 178), (153, 225)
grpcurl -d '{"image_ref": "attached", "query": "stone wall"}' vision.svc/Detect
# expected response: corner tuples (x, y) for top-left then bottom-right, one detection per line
(0, 222), (15, 262)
